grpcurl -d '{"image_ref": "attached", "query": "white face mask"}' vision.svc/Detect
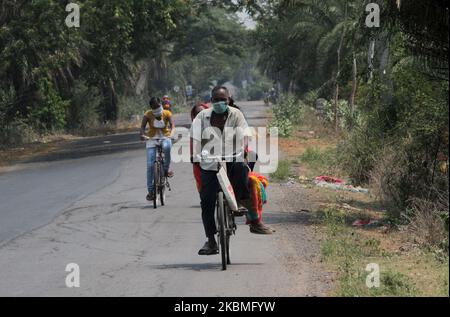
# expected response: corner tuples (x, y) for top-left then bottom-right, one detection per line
(152, 106), (163, 117)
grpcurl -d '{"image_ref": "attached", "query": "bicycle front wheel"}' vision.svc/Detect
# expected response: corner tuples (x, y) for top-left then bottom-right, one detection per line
(160, 167), (166, 206)
(153, 162), (159, 209)
(217, 192), (227, 271)
(225, 210), (233, 265)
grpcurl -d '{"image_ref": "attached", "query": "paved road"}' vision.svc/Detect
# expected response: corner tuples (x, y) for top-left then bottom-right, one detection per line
(0, 112), (194, 244)
(0, 101), (329, 297)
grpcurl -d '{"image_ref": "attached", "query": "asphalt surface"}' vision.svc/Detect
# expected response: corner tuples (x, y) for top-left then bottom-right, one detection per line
(0, 101), (329, 297)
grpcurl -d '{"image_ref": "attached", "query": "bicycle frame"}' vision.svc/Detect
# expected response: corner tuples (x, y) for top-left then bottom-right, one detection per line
(198, 151), (243, 270)
(151, 138), (172, 208)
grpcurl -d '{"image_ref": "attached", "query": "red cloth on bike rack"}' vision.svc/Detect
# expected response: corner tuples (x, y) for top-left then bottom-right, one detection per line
(193, 164), (202, 192)
(193, 165), (269, 225)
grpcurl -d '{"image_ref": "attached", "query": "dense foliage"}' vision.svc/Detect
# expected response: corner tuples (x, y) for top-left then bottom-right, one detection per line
(252, 0), (449, 231)
(0, 1), (263, 144)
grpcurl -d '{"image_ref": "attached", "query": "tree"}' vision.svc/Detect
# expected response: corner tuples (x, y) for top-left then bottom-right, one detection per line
(167, 7), (251, 96)
(0, 0), (192, 132)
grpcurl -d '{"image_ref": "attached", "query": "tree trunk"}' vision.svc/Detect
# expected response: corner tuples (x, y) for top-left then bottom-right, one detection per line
(350, 54), (357, 117)
(368, 40), (375, 80)
(334, 1), (348, 132)
(335, 31), (345, 132)
(288, 80), (294, 94)
(334, 82), (339, 131)
(102, 81), (118, 123)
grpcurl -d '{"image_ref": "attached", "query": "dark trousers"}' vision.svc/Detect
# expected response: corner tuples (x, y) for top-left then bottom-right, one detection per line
(200, 163), (249, 238)
(247, 150), (258, 172)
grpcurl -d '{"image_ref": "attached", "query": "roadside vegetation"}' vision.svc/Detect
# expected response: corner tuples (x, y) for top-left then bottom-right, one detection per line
(264, 0), (448, 296)
(270, 159), (292, 180)
(317, 207), (449, 296)
(0, 1), (270, 150)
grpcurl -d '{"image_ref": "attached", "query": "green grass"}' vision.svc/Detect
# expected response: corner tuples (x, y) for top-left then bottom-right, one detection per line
(300, 146), (336, 174)
(270, 159), (291, 180)
(338, 268), (418, 297)
(317, 207), (449, 297)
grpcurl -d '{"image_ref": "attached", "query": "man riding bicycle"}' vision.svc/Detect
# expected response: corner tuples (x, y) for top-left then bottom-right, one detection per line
(190, 86), (273, 256)
(140, 97), (175, 202)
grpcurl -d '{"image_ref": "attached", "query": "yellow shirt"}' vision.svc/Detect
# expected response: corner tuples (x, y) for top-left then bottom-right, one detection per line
(144, 110), (172, 138)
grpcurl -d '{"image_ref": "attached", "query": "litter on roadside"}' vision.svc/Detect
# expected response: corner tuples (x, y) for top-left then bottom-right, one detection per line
(281, 177), (296, 186)
(315, 175), (344, 184)
(298, 175), (310, 183)
(352, 219), (382, 228)
(313, 175), (369, 194)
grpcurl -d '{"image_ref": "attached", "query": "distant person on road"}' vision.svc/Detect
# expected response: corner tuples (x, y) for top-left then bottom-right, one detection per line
(190, 86), (274, 256)
(162, 95), (172, 112)
(140, 97), (175, 202)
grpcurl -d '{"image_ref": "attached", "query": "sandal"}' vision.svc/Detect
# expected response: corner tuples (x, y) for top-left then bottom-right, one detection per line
(249, 223), (275, 235)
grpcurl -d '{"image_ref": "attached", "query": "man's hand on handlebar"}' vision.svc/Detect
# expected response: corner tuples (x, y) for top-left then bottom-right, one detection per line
(140, 135), (150, 141)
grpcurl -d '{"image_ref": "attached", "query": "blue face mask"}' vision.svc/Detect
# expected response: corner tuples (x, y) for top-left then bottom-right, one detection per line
(212, 101), (228, 114)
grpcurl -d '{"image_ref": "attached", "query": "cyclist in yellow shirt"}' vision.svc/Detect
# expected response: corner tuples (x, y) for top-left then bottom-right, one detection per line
(140, 97), (175, 201)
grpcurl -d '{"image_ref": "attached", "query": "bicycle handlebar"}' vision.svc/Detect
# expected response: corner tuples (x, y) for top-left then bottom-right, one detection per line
(196, 151), (243, 161)
(142, 135), (180, 144)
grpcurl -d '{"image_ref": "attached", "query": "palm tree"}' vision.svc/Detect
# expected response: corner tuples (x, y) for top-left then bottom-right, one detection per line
(285, 0), (362, 129)
(392, 0), (449, 81)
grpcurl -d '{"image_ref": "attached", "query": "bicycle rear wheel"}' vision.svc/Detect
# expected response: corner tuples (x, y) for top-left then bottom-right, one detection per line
(217, 192), (227, 271)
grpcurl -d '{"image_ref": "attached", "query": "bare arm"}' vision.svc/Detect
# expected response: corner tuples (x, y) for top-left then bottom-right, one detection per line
(140, 116), (149, 141)
(168, 115), (175, 138)
(190, 115), (203, 163)
(190, 137), (202, 164)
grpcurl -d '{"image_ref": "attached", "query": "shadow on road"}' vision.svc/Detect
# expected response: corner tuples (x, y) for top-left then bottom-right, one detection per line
(150, 262), (264, 272)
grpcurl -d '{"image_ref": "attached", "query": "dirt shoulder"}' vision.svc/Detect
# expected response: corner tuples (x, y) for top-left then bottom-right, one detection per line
(266, 181), (335, 296)
(0, 111), (192, 173)
(0, 127), (138, 169)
